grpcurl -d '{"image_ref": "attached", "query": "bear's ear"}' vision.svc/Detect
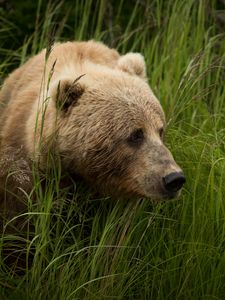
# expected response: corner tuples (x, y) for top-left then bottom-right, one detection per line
(117, 53), (146, 79)
(52, 75), (85, 112)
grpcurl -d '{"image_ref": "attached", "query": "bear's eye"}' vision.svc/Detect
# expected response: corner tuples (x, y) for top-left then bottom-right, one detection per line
(159, 127), (164, 139)
(127, 129), (144, 147)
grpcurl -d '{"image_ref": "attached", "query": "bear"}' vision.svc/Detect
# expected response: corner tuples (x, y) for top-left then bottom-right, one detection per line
(0, 40), (185, 222)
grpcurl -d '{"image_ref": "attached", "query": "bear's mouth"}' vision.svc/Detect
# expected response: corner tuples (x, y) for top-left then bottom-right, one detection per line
(143, 171), (185, 201)
(161, 189), (182, 200)
(142, 184), (183, 201)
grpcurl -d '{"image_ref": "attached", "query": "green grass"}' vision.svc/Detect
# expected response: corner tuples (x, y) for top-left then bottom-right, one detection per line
(0, 0), (225, 299)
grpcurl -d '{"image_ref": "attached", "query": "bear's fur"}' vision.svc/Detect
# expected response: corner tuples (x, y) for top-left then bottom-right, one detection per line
(0, 40), (183, 220)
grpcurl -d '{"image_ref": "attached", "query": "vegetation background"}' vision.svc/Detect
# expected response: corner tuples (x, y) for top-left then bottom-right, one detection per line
(0, 0), (225, 299)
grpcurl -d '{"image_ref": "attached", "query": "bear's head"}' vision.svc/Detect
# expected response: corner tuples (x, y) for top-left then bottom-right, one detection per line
(31, 53), (185, 200)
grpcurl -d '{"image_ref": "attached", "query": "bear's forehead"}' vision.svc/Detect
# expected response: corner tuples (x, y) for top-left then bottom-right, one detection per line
(84, 76), (165, 128)
(109, 92), (165, 123)
(99, 97), (165, 134)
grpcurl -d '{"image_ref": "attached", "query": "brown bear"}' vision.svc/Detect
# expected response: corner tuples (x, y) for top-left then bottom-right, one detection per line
(0, 40), (185, 220)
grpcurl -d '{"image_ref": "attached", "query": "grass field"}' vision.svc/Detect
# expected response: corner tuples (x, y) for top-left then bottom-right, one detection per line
(0, 0), (225, 299)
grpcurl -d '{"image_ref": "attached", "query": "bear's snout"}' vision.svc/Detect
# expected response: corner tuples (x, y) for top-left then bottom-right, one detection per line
(163, 172), (186, 196)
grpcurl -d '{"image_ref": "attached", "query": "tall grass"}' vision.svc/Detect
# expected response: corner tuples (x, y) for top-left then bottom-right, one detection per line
(0, 0), (225, 299)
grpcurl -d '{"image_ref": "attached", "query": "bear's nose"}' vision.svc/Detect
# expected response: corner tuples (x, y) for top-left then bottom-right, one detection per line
(163, 172), (186, 193)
